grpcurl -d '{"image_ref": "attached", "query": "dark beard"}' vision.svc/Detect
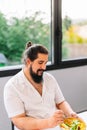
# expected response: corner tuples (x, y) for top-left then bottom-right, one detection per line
(30, 66), (44, 83)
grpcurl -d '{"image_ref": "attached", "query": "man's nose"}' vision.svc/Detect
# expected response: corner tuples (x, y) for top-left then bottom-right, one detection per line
(41, 64), (46, 70)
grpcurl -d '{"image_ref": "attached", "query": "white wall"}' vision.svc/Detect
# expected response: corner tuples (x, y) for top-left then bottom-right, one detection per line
(0, 77), (12, 130)
(48, 66), (87, 112)
(0, 66), (87, 130)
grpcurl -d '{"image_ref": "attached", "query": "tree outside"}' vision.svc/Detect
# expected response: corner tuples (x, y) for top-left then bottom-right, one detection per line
(0, 11), (50, 66)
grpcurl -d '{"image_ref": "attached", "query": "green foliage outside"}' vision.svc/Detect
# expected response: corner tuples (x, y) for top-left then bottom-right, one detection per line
(0, 11), (50, 66)
(63, 15), (87, 44)
(66, 26), (87, 44)
(62, 15), (72, 59)
(1, 11), (87, 65)
(62, 15), (87, 59)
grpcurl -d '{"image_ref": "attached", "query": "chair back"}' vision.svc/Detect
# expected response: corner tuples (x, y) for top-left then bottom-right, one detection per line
(12, 122), (14, 130)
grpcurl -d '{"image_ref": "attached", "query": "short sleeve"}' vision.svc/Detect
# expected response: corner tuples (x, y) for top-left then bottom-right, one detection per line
(55, 82), (65, 104)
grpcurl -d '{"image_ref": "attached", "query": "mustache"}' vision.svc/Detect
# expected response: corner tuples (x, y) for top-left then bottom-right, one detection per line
(37, 69), (45, 72)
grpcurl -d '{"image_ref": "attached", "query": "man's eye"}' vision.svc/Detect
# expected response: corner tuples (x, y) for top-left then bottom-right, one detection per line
(39, 62), (43, 64)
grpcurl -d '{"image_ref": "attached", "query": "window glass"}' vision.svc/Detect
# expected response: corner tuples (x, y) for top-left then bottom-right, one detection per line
(0, 0), (51, 67)
(62, 0), (87, 60)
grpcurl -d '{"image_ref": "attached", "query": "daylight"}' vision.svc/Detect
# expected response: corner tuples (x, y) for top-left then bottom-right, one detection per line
(0, 0), (50, 22)
(62, 0), (87, 19)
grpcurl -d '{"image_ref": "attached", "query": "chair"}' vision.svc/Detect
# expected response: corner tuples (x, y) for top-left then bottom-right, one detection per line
(11, 122), (14, 130)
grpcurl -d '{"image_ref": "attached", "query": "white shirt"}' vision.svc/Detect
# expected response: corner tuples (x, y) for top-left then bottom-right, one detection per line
(4, 70), (65, 129)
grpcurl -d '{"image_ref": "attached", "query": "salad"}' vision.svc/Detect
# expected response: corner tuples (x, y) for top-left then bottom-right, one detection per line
(60, 117), (86, 130)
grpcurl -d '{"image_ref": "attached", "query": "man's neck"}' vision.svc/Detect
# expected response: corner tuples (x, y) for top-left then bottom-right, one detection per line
(23, 68), (43, 95)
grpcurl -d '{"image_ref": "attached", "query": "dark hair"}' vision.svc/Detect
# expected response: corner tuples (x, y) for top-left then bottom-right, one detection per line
(22, 41), (48, 64)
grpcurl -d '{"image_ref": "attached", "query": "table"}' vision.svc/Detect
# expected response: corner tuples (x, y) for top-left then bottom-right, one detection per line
(78, 111), (87, 125)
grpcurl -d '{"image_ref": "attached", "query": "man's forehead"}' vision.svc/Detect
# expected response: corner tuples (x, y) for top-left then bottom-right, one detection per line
(37, 53), (48, 57)
(36, 53), (48, 61)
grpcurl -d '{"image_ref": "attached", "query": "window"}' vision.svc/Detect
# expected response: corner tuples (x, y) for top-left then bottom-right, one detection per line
(0, 0), (87, 77)
(51, 0), (87, 69)
(62, 0), (87, 61)
(0, 0), (51, 67)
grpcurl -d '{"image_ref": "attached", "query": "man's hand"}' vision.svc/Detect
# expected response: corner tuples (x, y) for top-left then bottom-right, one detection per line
(70, 112), (78, 118)
(47, 110), (64, 128)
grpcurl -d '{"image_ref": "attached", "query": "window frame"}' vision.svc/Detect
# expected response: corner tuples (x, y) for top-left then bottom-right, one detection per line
(50, 0), (87, 69)
(0, 0), (87, 77)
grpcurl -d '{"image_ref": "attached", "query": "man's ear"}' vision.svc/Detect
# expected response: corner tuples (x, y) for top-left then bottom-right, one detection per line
(26, 58), (31, 65)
